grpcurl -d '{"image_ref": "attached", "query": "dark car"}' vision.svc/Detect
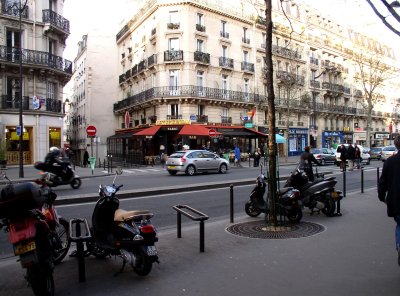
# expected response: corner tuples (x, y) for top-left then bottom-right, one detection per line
(311, 148), (336, 165)
(369, 147), (383, 160)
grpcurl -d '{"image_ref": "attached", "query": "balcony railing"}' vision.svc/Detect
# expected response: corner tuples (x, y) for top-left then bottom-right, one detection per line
(276, 70), (304, 85)
(221, 116), (232, 124)
(220, 31), (229, 38)
(194, 51), (210, 64)
(310, 80), (320, 88)
(138, 59), (147, 72)
(310, 57), (319, 65)
(241, 61), (254, 73)
(196, 24), (206, 32)
(272, 44), (302, 60)
(167, 23), (180, 30)
(196, 115), (208, 123)
(2, 1), (29, 18)
(164, 50), (183, 62)
(0, 95), (62, 113)
(0, 45), (72, 74)
(219, 57), (234, 69)
(167, 114), (182, 120)
(147, 54), (157, 67)
(42, 9), (70, 34)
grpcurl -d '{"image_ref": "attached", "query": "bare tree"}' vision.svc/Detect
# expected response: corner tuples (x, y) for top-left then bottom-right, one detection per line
(366, 0), (400, 37)
(352, 51), (393, 147)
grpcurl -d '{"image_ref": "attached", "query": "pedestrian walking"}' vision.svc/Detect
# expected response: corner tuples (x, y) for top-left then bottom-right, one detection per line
(338, 144), (347, 172)
(378, 135), (400, 266)
(83, 150), (89, 167)
(347, 144), (355, 171)
(234, 145), (242, 167)
(354, 145), (361, 169)
(299, 146), (321, 181)
(254, 148), (261, 167)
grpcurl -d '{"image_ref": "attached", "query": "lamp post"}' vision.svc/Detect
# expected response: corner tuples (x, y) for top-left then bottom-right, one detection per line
(17, 0), (28, 178)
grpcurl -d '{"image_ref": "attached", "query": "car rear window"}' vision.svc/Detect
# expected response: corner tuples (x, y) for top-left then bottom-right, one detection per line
(169, 152), (185, 158)
(383, 146), (396, 151)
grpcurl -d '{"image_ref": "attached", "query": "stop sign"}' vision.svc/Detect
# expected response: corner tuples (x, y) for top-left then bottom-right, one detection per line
(86, 125), (97, 137)
(208, 128), (216, 137)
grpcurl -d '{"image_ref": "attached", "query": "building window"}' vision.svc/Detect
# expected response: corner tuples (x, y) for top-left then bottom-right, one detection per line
(169, 70), (179, 95)
(152, 73), (156, 88)
(198, 104), (205, 116)
(169, 11), (179, 25)
(243, 50), (248, 62)
(222, 45), (227, 58)
(222, 107), (228, 117)
(197, 13), (203, 25)
(168, 38), (179, 51)
(222, 74), (228, 98)
(244, 78), (249, 101)
(169, 104), (179, 118)
(197, 70), (204, 96)
(221, 20), (229, 38)
(47, 82), (56, 99)
(197, 39), (204, 52)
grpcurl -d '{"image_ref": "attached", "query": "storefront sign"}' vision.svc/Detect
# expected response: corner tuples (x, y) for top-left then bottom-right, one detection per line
(323, 131), (342, 137)
(10, 132), (29, 140)
(354, 132), (367, 141)
(289, 128), (308, 134)
(156, 119), (191, 125)
(375, 133), (389, 139)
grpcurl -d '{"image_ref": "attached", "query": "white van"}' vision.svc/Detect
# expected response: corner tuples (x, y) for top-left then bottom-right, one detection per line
(334, 144), (371, 166)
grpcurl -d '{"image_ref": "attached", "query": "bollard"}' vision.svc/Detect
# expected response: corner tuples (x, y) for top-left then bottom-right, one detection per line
(176, 211), (182, 238)
(343, 170), (346, 197)
(103, 158), (106, 171)
(377, 167), (380, 185)
(361, 169), (364, 193)
(249, 156), (251, 168)
(230, 184), (234, 223)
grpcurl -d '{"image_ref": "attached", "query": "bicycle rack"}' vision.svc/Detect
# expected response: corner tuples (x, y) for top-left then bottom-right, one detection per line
(69, 218), (92, 282)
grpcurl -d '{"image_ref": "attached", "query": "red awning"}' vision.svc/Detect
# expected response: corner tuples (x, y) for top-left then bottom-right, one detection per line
(134, 125), (161, 136)
(178, 125), (221, 136)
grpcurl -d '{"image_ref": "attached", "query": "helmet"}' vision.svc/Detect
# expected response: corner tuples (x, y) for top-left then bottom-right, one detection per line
(49, 146), (60, 157)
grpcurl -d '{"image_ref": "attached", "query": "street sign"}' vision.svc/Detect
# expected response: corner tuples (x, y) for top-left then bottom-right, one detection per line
(86, 125), (97, 137)
(208, 128), (217, 137)
(16, 126), (22, 136)
(245, 123), (253, 128)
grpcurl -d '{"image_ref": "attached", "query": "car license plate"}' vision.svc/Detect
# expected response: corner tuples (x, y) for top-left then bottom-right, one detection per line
(146, 245), (158, 256)
(167, 165), (176, 169)
(14, 240), (36, 255)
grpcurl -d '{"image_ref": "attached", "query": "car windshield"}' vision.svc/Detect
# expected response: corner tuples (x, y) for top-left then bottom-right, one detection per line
(383, 146), (396, 151)
(311, 149), (322, 154)
(370, 147), (382, 152)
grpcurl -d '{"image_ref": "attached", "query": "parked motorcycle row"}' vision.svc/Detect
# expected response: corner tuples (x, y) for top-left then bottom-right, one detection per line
(245, 165), (343, 222)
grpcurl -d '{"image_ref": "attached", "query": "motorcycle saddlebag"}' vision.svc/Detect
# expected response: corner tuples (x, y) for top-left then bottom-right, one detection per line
(0, 182), (46, 218)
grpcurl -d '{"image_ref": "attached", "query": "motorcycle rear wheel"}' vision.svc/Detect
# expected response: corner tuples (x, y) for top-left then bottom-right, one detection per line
(321, 197), (336, 217)
(133, 249), (152, 276)
(53, 218), (71, 264)
(70, 178), (82, 189)
(286, 207), (303, 223)
(245, 201), (262, 217)
(27, 263), (54, 296)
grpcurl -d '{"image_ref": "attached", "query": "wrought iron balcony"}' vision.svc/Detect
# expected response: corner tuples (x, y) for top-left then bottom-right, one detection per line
(0, 45), (72, 74)
(167, 23), (180, 30)
(310, 57), (319, 65)
(276, 71), (304, 85)
(220, 31), (229, 38)
(219, 57), (234, 69)
(147, 54), (157, 67)
(221, 116), (232, 124)
(42, 9), (70, 34)
(167, 114), (182, 120)
(242, 37), (250, 44)
(125, 69), (131, 79)
(196, 24), (206, 32)
(272, 44), (302, 60)
(119, 74), (126, 84)
(2, 1), (28, 18)
(0, 95), (62, 113)
(196, 114), (208, 123)
(194, 51), (210, 64)
(138, 59), (147, 72)
(241, 61), (254, 73)
(310, 80), (320, 88)
(132, 64), (138, 76)
(164, 50), (183, 62)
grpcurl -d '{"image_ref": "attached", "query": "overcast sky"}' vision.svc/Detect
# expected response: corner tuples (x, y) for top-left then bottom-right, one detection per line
(63, 0), (400, 62)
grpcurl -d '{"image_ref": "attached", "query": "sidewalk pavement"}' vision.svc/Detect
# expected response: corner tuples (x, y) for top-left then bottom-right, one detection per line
(1, 188), (399, 296)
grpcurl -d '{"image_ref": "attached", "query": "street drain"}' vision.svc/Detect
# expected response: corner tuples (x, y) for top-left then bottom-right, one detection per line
(226, 220), (325, 239)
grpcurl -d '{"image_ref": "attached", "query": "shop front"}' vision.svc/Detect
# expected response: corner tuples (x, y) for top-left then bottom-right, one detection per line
(353, 130), (367, 146)
(288, 128), (308, 156)
(5, 126), (32, 165)
(322, 131), (344, 149)
(374, 132), (390, 147)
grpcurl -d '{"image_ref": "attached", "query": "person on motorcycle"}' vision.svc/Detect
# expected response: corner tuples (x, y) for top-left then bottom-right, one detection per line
(299, 146), (321, 182)
(44, 147), (70, 181)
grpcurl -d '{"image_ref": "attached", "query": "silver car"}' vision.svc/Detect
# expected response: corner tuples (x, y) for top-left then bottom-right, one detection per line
(166, 150), (229, 176)
(381, 146), (397, 162)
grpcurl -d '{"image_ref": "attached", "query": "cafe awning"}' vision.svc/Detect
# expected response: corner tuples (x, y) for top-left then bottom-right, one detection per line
(134, 125), (161, 136)
(108, 133), (133, 139)
(178, 125), (221, 136)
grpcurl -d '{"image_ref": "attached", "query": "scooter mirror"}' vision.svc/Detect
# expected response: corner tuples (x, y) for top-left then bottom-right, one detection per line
(116, 167), (123, 175)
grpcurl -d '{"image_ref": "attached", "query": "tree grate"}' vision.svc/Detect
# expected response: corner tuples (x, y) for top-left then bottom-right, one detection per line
(226, 220), (325, 239)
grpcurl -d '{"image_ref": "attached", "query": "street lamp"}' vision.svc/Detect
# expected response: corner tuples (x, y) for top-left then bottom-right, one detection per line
(17, 0), (28, 178)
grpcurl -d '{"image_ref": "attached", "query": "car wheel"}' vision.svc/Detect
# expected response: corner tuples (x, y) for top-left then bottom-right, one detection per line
(168, 170), (177, 175)
(219, 163), (228, 174)
(185, 165), (196, 176)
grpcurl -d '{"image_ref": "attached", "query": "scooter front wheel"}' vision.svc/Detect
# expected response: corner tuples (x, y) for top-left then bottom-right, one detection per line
(286, 207), (303, 223)
(27, 263), (54, 296)
(70, 177), (82, 189)
(245, 201), (262, 217)
(53, 218), (71, 264)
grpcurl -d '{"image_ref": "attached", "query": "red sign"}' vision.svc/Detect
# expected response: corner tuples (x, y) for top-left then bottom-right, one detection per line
(208, 128), (217, 137)
(86, 125), (97, 137)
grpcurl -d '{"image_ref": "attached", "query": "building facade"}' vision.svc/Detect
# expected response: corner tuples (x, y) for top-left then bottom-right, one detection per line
(0, 0), (72, 165)
(110, 0), (399, 160)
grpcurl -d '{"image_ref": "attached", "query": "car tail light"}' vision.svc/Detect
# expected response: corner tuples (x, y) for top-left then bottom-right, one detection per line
(315, 155), (321, 159)
(180, 157), (186, 162)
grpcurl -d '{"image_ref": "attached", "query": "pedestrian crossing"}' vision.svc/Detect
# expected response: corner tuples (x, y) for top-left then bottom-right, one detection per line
(101, 168), (166, 175)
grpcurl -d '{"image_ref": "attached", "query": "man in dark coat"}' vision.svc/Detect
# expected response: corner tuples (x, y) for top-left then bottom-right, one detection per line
(347, 144), (355, 171)
(338, 144), (347, 172)
(378, 135), (400, 266)
(299, 146), (321, 181)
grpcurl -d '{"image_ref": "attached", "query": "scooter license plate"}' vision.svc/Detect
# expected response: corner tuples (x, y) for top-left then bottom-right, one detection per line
(146, 245), (158, 256)
(14, 240), (36, 255)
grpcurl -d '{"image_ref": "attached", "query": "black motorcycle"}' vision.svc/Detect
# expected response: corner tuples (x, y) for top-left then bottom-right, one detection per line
(85, 168), (159, 276)
(284, 167), (342, 216)
(245, 168), (302, 223)
(34, 161), (82, 189)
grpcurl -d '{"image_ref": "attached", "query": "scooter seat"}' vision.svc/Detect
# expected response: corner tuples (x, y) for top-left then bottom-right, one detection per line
(114, 209), (154, 222)
(278, 187), (292, 195)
